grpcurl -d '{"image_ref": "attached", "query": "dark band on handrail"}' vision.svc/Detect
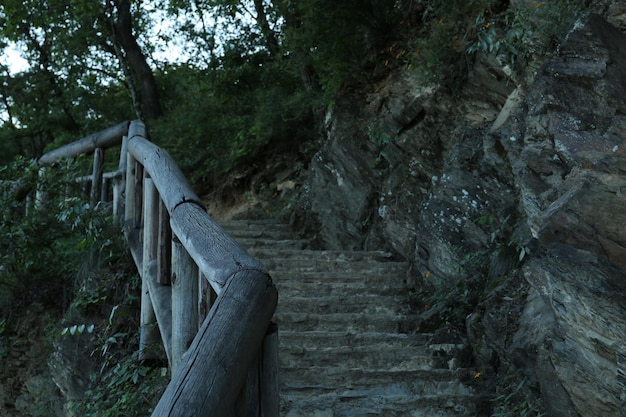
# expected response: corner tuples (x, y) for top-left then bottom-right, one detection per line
(172, 196), (206, 212)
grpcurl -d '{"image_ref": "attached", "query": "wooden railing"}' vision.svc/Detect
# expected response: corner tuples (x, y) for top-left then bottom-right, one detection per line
(34, 120), (279, 417)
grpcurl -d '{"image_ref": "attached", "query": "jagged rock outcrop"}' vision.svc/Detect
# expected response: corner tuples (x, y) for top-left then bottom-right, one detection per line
(294, 5), (626, 417)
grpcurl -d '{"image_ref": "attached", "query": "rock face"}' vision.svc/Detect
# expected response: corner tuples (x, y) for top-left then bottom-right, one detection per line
(294, 8), (626, 417)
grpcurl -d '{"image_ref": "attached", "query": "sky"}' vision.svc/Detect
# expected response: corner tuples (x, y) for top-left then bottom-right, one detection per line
(1, 44), (29, 74)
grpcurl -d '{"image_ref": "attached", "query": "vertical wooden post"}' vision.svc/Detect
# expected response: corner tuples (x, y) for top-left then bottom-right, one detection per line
(171, 237), (199, 374)
(260, 323), (279, 417)
(64, 159), (72, 201)
(25, 193), (31, 217)
(113, 135), (128, 220)
(139, 176), (161, 362)
(157, 200), (172, 285)
(34, 167), (48, 210)
(134, 162), (144, 229)
(243, 322), (280, 417)
(91, 147), (104, 207)
(197, 271), (216, 327)
(101, 176), (110, 203)
(124, 151), (136, 234)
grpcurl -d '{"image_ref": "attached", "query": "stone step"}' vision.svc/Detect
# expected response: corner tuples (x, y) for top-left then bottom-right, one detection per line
(224, 227), (296, 240)
(220, 219), (293, 230)
(269, 262), (407, 278)
(235, 238), (309, 250)
(263, 259), (409, 273)
(277, 295), (411, 315)
(275, 278), (409, 297)
(275, 312), (419, 333)
(280, 391), (477, 417)
(278, 330), (434, 348)
(280, 342), (461, 371)
(251, 248), (397, 262)
(278, 330), (463, 354)
(280, 367), (474, 397)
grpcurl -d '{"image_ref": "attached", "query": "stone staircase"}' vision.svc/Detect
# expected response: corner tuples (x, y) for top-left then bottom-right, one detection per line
(220, 219), (478, 417)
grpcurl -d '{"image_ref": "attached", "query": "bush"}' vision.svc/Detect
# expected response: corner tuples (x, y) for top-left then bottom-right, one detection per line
(0, 156), (121, 313)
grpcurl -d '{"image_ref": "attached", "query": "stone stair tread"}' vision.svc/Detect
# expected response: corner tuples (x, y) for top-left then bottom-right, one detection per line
(278, 330), (435, 345)
(275, 312), (419, 333)
(265, 261), (409, 274)
(281, 391), (477, 417)
(280, 345), (451, 370)
(277, 295), (410, 314)
(252, 248), (398, 260)
(234, 238), (309, 249)
(281, 367), (475, 398)
(276, 280), (409, 296)
(269, 265), (406, 285)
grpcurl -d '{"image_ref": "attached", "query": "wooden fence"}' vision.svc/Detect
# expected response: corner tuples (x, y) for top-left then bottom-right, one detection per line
(34, 120), (279, 417)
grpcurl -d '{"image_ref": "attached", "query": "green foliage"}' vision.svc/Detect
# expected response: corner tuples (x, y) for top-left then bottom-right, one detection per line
(466, 1), (588, 65)
(0, 0), (135, 162)
(67, 274), (166, 416)
(491, 374), (544, 417)
(152, 55), (315, 183)
(70, 338), (166, 417)
(0, 156), (120, 312)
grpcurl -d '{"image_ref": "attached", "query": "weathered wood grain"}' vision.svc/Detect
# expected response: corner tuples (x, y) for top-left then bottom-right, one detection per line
(90, 148), (104, 207)
(139, 177), (161, 362)
(151, 269), (277, 417)
(144, 259), (173, 366)
(127, 135), (203, 213)
(38, 121), (128, 164)
(157, 200), (172, 285)
(171, 238), (198, 374)
(123, 152), (137, 238)
(243, 322), (280, 417)
(169, 202), (265, 295)
(113, 135), (128, 219)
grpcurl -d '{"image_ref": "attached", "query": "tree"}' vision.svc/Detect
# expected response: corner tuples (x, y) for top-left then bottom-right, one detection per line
(108, 0), (163, 123)
(0, 0), (165, 162)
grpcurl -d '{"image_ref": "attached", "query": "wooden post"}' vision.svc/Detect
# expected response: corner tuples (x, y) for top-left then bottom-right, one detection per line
(260, 322), (279, 417)
(171, 237), (199, 374)
(198, 271), (214, 326)
(91, 148), (104, 207)
(113, 135), (128, 220)
(25, 193), (31, 217)
(101, 176), (109, 203)
(243, 322), (279, 417)
(34, 167), (48, 210)
(139, 176), (161, 363)
(150, 269), (277, 417)
(157, 200), (172, 285)
(134, 161), (144, 229)
(124, 151), (136, 236)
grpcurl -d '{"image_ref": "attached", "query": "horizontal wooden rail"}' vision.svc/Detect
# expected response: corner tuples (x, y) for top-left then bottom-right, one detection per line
(37, 121), (129, 165)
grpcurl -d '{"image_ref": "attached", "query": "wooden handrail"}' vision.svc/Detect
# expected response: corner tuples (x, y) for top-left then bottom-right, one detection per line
(29, 120), (280, 416)
(37, 121), (129, 165)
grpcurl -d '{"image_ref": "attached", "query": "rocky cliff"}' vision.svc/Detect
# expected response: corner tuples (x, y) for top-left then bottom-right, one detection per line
(293, 4), (626, 416)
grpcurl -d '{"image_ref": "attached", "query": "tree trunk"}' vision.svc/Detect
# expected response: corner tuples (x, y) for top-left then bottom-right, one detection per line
(112, 0), (163, 123)
(253, 0), (279, 56)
